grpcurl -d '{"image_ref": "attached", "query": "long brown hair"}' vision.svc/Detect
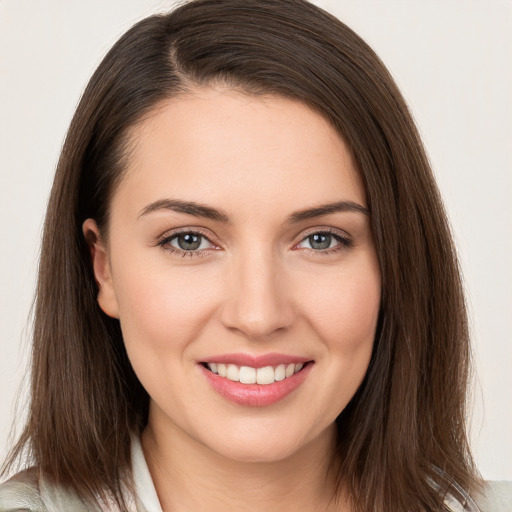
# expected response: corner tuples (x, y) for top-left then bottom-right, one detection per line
(2, 0), (481, 509)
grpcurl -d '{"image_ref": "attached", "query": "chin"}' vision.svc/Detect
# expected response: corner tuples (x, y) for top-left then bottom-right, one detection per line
(214, 439), (304, 464)
(200, 421), (323, 465)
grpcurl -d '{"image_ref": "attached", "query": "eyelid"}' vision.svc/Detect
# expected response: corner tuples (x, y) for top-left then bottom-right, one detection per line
(292, 226), (353, 252)
(293, 226), (352, 244)
(156, 227), (222, 256)
(157, 226), (217, 243)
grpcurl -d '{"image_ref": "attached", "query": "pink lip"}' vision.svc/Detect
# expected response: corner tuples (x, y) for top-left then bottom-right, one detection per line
(199, 360), (313, 407)
(201, 352), (311, 368)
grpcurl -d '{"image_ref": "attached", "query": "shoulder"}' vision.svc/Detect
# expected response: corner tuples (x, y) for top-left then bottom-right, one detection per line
(0, 468), (90, 512)
(0, 469), (43, 511)
(0, 468), (46, 512)
(474, 481), (512, 512)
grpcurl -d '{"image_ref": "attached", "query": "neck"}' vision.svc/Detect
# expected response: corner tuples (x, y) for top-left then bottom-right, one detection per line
(141, 414), (347, 512)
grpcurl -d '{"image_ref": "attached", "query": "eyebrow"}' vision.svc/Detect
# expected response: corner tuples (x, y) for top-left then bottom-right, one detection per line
(137, 199), (230, 222)
(285, 200), (369, 223)
(137, 198), (369, 223)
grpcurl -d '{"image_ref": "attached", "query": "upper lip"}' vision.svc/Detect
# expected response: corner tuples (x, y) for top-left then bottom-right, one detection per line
(200, 352), (313, 368)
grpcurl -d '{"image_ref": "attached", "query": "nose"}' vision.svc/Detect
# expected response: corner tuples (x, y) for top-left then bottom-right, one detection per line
(220, 250), (295, 340)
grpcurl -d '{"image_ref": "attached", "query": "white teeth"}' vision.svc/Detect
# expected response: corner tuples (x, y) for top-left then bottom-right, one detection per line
(239, 366), (257, 384)
(226, 364), (240, 382)
(256, 366), (275, 385)
(217, 363), (227, 377)
(206, 361), (307, 385)
(274, 364), (286, 381)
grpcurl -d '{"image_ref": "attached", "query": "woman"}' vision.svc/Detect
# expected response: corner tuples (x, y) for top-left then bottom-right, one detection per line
(0, 0), (505, 510)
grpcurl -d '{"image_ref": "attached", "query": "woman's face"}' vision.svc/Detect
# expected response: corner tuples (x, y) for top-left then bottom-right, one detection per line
(86, 87), (381, 463)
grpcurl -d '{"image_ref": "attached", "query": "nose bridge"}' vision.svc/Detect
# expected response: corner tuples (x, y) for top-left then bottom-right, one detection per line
(221, 244), (293, 339)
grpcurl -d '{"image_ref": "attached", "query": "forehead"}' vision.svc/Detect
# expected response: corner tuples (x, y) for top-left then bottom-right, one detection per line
(114, 87), (366, 219)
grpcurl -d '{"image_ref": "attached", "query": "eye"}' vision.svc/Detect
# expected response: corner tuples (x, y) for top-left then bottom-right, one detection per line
(295, 230), (352, 252)
(156, 230), (218, 257)
(303, 233), (335, 250)
(168, 232), (213, 251)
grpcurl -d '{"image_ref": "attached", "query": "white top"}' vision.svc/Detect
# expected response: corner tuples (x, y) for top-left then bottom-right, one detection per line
(131, 436), (163, 512)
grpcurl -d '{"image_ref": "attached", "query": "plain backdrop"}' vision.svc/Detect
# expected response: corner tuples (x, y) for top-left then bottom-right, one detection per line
(0, 0), (510, 480)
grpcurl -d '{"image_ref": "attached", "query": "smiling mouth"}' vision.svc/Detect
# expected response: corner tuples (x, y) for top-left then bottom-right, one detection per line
(201, 361), (311, 385)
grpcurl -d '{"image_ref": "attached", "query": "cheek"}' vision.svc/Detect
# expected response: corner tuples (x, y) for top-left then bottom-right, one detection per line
(111, 258), (221, 354)
(111, 262), (223, 409)
(283, 262), (381, 430)
(301, 265), (381, 353)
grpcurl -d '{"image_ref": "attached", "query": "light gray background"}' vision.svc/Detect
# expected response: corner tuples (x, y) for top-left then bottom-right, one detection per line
(1, 0), (510, 480)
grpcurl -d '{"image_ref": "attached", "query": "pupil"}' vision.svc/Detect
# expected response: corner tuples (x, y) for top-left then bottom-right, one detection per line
(178, 233), (201, 250)
(310, 233), (331, 250)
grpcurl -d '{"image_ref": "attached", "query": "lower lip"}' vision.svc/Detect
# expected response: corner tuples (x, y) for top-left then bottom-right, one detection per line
(199, 362), (313, 407)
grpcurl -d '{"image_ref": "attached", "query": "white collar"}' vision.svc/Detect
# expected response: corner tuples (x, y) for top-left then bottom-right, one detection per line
(131, 436), (164, 512)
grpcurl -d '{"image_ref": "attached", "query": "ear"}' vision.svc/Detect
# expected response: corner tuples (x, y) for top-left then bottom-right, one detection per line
(82, 218), (119, 319)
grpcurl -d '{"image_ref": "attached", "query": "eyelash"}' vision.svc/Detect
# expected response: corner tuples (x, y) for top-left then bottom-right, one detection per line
(157, 228), (217, 258)
(157, 227), (353, 258)
(295, 228), (353, 256)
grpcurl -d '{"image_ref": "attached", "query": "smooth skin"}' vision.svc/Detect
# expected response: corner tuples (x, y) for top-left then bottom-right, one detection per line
(84, 87), (381, 511)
